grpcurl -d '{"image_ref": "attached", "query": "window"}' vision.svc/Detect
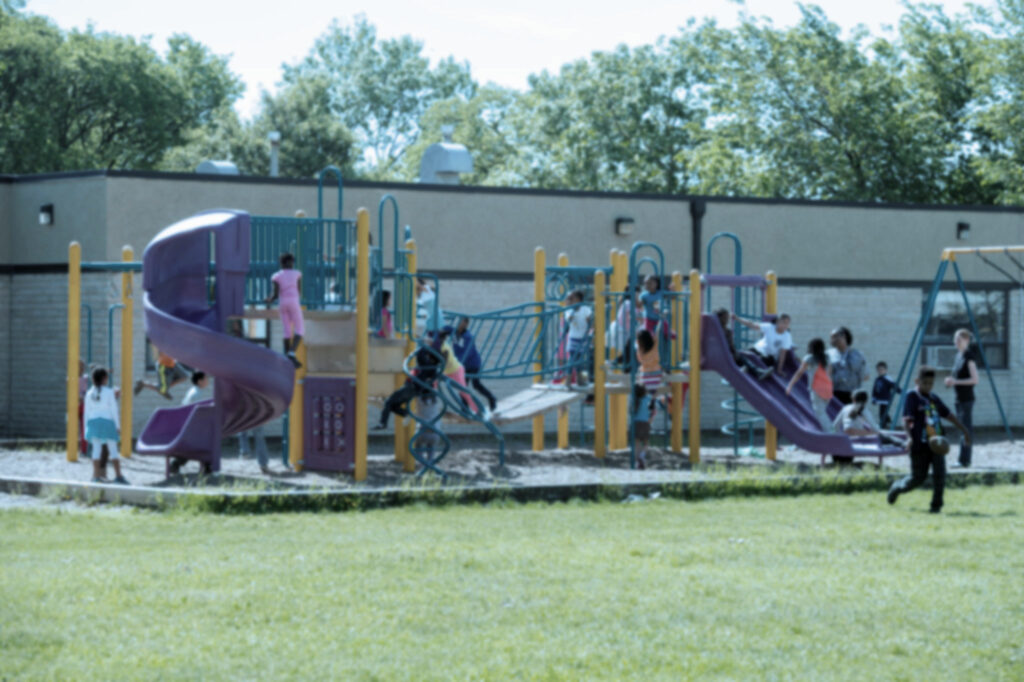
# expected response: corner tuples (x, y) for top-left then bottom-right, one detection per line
(922, 289), (1008, 369)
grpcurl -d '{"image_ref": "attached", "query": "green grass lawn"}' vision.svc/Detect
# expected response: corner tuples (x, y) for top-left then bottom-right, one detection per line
(1, 486), (1022, 681)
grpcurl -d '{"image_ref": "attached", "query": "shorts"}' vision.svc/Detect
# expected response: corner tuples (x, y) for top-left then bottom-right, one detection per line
(634, 421), (651, 441)
(640, 370), (662, 391)
(157, 363), (187, 393)
(280, 300), (305, 339)
(90, 439), (119, 461)
(568, 337), (587, 358)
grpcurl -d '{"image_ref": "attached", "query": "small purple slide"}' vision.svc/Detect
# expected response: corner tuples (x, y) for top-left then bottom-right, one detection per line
(701, 315), (904, 459)
(135, 211), (295, 472)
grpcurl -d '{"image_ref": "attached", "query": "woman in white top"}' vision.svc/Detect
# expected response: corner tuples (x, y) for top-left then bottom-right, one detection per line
(83, 367), (128, 484)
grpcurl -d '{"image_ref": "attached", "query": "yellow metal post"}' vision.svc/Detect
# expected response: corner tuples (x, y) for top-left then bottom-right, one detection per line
(532, 247), (545, 452)
(593, 270), (607, 458)
(670, 270), (684, 454)
(688, 269), (702, 463)
(287, 325), (308, 472)
(66, 242), (81, 463)
(765, 270), (778, 462)
(120, 246), (134, 459)
(398, 239), (417, 473)
(611, 250), (629, 450)
(354, 208), (371, 481)
(556, 252), (570, 449)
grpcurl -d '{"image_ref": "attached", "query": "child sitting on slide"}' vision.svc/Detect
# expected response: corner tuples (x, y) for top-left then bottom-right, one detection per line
(265, 252), (304, 368)
(732, 312), (792, 380)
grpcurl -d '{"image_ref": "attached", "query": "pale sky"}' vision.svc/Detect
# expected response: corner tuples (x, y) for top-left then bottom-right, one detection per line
(26, 0), (987, 120)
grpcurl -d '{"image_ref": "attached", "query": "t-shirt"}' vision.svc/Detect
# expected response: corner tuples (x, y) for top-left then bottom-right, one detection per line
(833, 403), (877, 433)
(830, 348), (867, 393)
(639, 290), (663, 322)
(182, 384), (212, 406)
(441, 339), (463, 376)
(903, 390), (951, 445)
(952, 349), (977, 403)
(417, 288), (440, 332)
(565, 305), (592, 340)
(83, 386), (120, 440)
(450, 329), (482, 372)
(271, 269), (302, 303)
(753, 322), (793, 357)
(634, 395), (653, 423)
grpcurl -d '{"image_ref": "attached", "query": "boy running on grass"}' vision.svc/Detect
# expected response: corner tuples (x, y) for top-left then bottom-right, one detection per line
(887, 366), (969, 514)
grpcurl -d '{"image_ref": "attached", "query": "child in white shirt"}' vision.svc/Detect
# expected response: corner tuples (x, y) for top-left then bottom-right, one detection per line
(83, 367), (128, 484)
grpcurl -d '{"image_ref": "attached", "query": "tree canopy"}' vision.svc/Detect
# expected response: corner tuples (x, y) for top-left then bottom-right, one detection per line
(8, 3), (1024, 205)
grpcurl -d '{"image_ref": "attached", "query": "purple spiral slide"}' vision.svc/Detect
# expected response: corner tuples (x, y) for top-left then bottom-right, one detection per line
(135, 211), (294, 472)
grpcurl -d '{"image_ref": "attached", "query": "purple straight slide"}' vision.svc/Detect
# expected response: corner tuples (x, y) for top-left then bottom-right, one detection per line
(135, 211), (295, 472)
(701, 314), (904, 459)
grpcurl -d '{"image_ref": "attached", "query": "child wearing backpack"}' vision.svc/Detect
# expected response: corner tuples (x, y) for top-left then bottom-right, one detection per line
(785, 338), (832, 431)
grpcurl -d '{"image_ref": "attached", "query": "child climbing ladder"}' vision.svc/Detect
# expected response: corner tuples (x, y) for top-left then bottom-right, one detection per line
(265, 252), (304, 368)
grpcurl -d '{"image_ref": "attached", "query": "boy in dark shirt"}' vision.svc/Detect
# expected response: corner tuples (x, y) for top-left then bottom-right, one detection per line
(887, 366), (969, 513)
(373, 337), (443, 430)
(871, 361), (901, 428)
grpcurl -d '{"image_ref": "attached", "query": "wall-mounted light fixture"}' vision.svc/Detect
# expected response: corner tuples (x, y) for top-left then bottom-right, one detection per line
(615, 217), (635, 236)
(956, 221), (970, 240)
(39, 203), (54, 226)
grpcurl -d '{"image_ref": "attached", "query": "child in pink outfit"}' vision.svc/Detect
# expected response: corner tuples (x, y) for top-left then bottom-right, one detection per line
(266, 252), (304, 368)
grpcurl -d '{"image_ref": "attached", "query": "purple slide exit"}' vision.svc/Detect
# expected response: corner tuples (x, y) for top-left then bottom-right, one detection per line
(135, 211), (295, 472)
(701, 314), (904, 459)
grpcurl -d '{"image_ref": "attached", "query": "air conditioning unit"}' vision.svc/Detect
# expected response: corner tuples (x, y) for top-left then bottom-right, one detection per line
(921, 345), (958, 370)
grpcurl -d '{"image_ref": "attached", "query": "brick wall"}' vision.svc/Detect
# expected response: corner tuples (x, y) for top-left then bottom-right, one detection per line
(0, 276), (10, 437)
(3, 273), (1021, 441)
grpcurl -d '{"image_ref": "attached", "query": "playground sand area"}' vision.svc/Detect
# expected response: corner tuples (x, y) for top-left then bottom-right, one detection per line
(0, 433), (1020, 499)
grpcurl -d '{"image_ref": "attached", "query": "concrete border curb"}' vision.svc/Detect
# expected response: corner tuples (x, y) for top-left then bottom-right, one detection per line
(1, 470), (1019, 513)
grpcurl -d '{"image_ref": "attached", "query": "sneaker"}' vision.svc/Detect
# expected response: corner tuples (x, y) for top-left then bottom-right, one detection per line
(90, 476), (105, 483)
(371, 422), (389, 431)
(112, 476), (129, 485)
(757, 367), (774, 381)
(637, 456), (647, 471)
(133, 380), (144, 396)
(287, 353), (303, 369)
(929, 506), (942, 514)
(159, 389), (173, 401)
(887, 485), (899, 505)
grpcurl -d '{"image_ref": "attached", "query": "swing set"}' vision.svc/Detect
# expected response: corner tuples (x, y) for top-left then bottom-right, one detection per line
(894, 246), (1021, 438)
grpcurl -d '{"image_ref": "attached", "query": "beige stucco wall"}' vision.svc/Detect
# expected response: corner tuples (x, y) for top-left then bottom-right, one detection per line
(7, 176), (108, 264)
(0, 182), (11, 264)
(5, 172), (1024, 285)
(702, 202), (1024, 282)
(103, 177), (689, 274)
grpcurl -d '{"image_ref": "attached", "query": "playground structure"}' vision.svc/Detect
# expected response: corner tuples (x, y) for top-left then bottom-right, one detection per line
(894, 246), (1021, 439)
(64, 167), (928, 482)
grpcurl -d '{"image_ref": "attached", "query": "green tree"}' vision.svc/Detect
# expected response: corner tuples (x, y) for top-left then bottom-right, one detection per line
(286, 15), (475, 177)
(0, 12), (241, 174)
(518, 36), (712, 194)
(703, 5), (953, 202)
(399, 85), (526, 185)
(970, 0), (1024, 203)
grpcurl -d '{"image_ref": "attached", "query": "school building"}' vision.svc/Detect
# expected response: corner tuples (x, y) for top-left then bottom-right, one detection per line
(2, 169), (1023, 441)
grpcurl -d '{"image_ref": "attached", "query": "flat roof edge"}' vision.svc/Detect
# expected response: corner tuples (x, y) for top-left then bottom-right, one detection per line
(3, 169), (1024, 214)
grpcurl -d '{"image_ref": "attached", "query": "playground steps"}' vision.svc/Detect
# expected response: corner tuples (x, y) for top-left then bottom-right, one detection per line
(235, 308), (406, 399)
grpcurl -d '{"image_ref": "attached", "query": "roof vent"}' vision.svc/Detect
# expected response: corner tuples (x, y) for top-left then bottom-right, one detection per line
(196, 160), (240, 175)
(419, 125), (472, 185)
